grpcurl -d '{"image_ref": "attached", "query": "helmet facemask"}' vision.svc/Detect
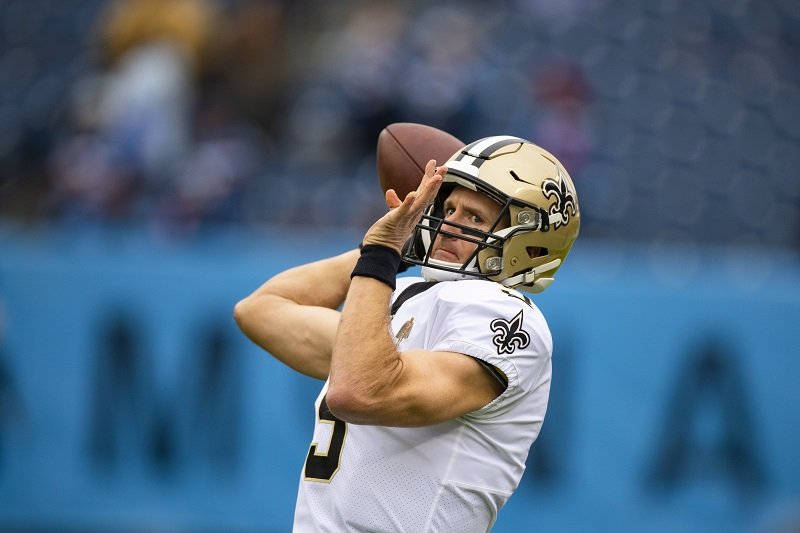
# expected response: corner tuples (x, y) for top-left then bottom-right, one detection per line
(403, 181), (512, 282)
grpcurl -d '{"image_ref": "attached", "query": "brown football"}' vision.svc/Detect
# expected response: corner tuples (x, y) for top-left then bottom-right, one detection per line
(376, 123), (465, 199)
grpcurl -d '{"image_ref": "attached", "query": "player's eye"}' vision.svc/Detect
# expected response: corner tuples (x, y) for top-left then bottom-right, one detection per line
(471, 215), (483, 225)
(444, 207), (456, 217)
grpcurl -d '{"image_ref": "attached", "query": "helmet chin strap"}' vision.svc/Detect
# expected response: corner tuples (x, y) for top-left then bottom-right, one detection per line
(500, 258), (562, 292)
(421, 258), (482, 282)
(421, 256), (562, 291)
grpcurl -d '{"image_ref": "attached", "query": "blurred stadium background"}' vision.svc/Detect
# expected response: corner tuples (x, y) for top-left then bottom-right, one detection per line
(0, 0), (798, 531)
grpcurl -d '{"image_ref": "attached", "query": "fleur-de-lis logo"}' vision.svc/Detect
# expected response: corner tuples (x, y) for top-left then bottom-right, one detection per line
(542, 168), (578, 229)
(490, 310), (530, 355)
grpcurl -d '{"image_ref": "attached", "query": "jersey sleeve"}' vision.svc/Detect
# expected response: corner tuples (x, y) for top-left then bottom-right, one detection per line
(425, 281), (553, 417)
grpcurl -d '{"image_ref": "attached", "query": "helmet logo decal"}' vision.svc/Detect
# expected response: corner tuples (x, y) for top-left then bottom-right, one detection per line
(542, 168), (578, 229)
(490, 310), (531, 355)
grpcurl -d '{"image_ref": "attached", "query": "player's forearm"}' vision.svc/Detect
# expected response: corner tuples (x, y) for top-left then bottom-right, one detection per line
(327, 276), (402, 422)
(234, 248), (357, 350)
(249, 249), (360, 309)
(233, 249), (359, 379)
(327, 162), (445, 420)
(235, 294), (338, 379)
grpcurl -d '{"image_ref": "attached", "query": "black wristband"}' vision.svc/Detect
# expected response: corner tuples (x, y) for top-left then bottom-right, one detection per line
(351, 244), (401, 289)
(359, 241), (412, 273)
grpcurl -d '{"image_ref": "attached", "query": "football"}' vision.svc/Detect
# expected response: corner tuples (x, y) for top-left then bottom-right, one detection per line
(376, 123), (465, 199)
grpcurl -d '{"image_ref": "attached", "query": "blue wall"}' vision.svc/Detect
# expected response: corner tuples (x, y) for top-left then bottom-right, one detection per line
(1, 227), (798, 532)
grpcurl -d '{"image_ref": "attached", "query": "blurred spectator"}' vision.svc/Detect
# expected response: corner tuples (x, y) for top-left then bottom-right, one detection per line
(514, 0), (602, 33)
(397, 5), (484, 136)
(45, 120), (137, 222)
(213, 0), (290, 142)
(94, 0), (217, 190)
(45, 0), (218, 223)
(284, 1), (410, 176)
(529, 59), (594, 180)
(505, 59), (598, 234)
(0, 0), (797, 249)
(155, 85), (267, 236)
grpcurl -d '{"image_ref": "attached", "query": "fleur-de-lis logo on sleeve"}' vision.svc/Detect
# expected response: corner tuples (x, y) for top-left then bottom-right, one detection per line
(490, 310), (531, 355)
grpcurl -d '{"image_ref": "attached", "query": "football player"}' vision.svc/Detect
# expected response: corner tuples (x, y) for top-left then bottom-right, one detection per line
(235, 136), (580, 532)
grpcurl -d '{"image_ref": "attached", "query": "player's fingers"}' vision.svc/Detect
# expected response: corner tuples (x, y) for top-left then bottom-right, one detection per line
(388, 191), (424, 228)
(424, 159), (436, 177)
(393, 160), (442, 221)
(399, 191), (418, 213)
(385, 189), (402, 209)
(417, 162), (442, 203)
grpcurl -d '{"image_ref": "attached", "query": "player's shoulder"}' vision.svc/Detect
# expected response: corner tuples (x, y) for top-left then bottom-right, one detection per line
(436, 280), (552, 356)
(394, 278), (545, 320)
(436, 280), (546, 321)
(438, 279), (531, 304)
(395, 276), (427, 293)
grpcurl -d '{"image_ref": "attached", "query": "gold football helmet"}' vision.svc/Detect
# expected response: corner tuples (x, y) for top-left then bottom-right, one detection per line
(402, 136), (580, 293)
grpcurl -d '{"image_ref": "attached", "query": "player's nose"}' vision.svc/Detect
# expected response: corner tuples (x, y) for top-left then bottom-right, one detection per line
(442, 214), (464, 236)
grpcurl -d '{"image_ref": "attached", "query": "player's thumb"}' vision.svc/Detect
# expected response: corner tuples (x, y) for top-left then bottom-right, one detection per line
(385, 189), (402, 209)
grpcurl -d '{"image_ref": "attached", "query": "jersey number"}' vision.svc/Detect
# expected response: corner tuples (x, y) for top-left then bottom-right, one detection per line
(304, 396), (347, 482)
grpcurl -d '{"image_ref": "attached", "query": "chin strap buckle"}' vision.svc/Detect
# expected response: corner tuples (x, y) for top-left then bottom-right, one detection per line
(501, 258), (561, 292)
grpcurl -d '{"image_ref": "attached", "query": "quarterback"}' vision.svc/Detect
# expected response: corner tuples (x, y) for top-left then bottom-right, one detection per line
(235, 136), (580, 532)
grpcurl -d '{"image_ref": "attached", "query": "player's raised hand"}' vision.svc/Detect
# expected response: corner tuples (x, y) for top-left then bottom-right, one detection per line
(363, 160), (446, 252)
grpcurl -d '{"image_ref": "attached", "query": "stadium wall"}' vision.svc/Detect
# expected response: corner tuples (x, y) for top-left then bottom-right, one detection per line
(0, 227), (798, 532)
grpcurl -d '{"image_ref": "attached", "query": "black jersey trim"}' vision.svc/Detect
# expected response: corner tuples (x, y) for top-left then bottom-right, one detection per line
(476, 359), (509, 389)
(391, 281), (438, 316)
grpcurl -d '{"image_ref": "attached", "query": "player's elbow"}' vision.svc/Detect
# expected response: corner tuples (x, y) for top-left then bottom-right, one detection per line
(233, 297), (248, 329)
(233, 294), (260, 335)
(325, 386), (378, 424)
(326, 353), (405, 423)
(325, 387), (358, 421)
(326, 369), (405, 424)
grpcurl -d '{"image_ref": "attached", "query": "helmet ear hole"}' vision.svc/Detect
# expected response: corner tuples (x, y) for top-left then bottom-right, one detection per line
(526, 246), (547, 259)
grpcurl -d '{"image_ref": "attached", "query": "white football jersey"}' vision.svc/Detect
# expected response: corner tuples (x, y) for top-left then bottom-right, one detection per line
(293, 277), (553, 532)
